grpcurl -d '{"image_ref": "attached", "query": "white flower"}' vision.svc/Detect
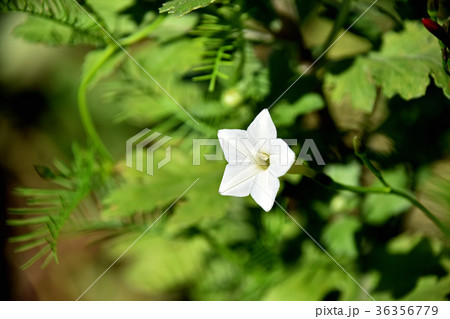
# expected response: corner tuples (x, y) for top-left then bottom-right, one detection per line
(218, 109), (295, 211)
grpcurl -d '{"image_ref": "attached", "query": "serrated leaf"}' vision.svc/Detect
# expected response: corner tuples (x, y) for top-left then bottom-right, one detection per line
(401, 276), (450, 301)
(8, 145), (102, 269)
(2, 0), (106, 46)
(324, 58), (377, 112)
(159, 0), (216, 17)
(13, 16), (98, 46)
(325, 21), (450, 113)
(367, 21), (448, 100)
(84, 0), (137, 40)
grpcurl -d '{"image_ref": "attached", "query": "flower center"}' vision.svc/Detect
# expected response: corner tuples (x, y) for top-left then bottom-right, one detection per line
(256, 152), (270, 169)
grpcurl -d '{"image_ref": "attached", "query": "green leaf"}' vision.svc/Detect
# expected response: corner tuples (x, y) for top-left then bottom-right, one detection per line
(401, 276), (450, 301)
(324, 161), (362, 186)
(159, 0), (217, 17)
(81, 47), (125, 89)
(34, 165), (57, 179)
(324, 57), (377, 112)
(362, 166), (411, 225)
(318, 162), (363, 217)
(20, 246), (51, 270)
(262, 242), (368, 300)
(272, 93), (325, 126)
(14, 239), (48, 253)
(103, 147), (231, 230)
(325, 21), (450, 113)
(236, 44), (270, 102)
(86, 0), (136, 37)
(151, 15), (198, 43)
(8, 207), (58, 215)
(8, 145), (103, 269)
(367, 21), (447, 100)
(2, 0), (106, 46)
(7, 216), (50, 226)
(322, 216), (361, 259)
(102, 151), (198, 218)
(165, 166), (231, 232)
(9, 230), (48, 243)
(116, 236), (210, 293)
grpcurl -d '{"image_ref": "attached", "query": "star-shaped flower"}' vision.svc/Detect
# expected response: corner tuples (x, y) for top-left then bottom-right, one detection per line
(218, 109), (295, 211)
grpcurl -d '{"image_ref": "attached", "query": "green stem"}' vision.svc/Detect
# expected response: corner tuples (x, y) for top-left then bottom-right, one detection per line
(77, 16), (166, 160)
(352, 136), (449, 237)
(330, 180), (450, 237)
(286, 137), (450, 237)
(314, 0), (352, 59)
(390, 188), (450, 237)
(353, 137), (389, 187)
(119, 15), (166, 46)
(332, 181), (391, 194)
(287, 164), (317, 178)
(78, 45), (116, 160)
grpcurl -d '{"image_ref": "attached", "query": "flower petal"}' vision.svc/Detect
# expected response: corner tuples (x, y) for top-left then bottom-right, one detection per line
(219, 163), (261, 197)
(268, 138), (296, 177)
(250, 170), (280, 212)
(247, 109), (277, 145)
(218, 129), (256, 165)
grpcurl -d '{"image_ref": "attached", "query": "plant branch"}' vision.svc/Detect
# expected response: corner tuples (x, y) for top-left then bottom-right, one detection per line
(77, 16), (166, 160)
(352, 136), (450, 237)
(78, 45), (115, 160)
(286, 137), (450, 238)
(353, 136), (389, 187)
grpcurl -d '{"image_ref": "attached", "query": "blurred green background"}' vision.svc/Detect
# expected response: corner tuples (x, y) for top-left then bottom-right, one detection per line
(0, 0), (450, 300)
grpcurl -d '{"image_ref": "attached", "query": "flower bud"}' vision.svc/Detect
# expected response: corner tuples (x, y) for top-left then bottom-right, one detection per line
(221, 88), (243, 108)
(422, 18), (450, 48)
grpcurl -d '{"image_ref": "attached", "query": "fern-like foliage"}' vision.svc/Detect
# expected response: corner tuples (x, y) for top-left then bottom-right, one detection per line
(0, 0), (107, 45)
(235, 42), (271, 103)
(192, 8), (242, 92)
(7, 145), (106, 270)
